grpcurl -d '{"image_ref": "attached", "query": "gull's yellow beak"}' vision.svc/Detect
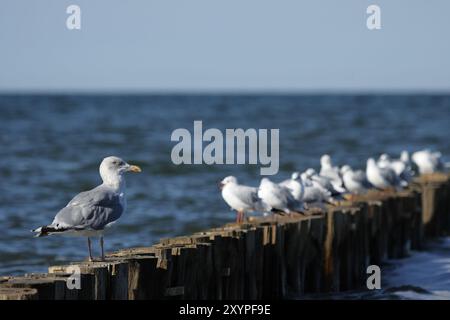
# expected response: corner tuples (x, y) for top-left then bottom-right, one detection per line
(128, 165), (142, 173)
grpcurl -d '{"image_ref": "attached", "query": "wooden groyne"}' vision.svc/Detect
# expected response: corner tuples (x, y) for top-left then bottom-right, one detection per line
(1, 173), (450, 300)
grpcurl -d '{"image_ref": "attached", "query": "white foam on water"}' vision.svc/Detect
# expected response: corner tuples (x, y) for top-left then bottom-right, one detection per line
(384, 237), (450, 300)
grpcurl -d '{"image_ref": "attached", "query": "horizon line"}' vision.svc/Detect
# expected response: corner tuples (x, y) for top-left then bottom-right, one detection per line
(1, 88), (450, 96)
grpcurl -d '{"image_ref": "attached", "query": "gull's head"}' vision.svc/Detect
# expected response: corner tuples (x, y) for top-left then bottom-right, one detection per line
(321, 154), (332, 167)
(341, 165), (351, 174)
(305, 168), (316, 178)
(219, 176), (238, 190)
(379, 154), (390, 162)
(259, 177), (271, 188)
(367, 158), (376, 167)
(291, 172), (301, 181)
(100, 156), (142, 186)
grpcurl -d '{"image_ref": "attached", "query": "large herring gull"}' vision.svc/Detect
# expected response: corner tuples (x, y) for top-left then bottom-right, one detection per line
(32, 156), (142, 261)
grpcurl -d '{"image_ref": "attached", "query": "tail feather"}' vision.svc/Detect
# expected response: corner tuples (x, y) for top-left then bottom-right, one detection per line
(31, 225), (71, 237)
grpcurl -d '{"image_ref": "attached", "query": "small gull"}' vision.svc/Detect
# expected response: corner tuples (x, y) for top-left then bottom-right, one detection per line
(305, 168), (346, 195)
(279, 172), (305, 201)
(412, 149), (444, 174)
(258, 177), (304, 215)
(300, 172), (335, 208)
(377, 154), (391, 169)
(32, 156), (142, 261)
(341, 165), (372, 195)
(220, 176), (268, 223)
(319, 154), (345, 192)
(390, 151), (414, 185)
(366, 158), (400, 189)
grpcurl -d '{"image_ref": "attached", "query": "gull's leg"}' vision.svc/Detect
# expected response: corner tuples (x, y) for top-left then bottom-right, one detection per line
(87, 237), (94, 262)
(100, 236), (105, 261)
(235, 211), (240, 223)
(239, 211), (244, 223)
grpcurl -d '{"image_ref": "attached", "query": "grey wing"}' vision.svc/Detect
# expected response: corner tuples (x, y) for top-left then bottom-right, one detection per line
(280, 186), (302, 210)
(236, 185), (259, 206)
(52, 186), (123, 231)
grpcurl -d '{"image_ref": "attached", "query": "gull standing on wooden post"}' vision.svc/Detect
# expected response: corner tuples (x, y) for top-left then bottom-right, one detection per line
(32, 156), (142, 261)
(219, 176), (268, 223)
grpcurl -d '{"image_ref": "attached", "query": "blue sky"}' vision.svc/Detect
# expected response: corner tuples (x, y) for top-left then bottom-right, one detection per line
(0, 0), (449, 92)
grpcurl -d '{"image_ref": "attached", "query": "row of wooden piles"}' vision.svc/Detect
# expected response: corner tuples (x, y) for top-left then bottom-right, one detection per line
(1, 173), (450, 300)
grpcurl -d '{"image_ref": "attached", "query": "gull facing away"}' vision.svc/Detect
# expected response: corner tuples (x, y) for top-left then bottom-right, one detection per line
(279, 172), (305, 201)
(258, 177), (305, 215)
(220, 176), (268, 223)
(366, 158), (400, 189)
(32, 156), (142, 261)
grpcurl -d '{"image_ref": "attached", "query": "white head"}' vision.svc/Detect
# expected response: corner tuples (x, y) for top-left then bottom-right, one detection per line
(320, 154), (332, 168)
(219, 176), (238, 190)
(300, 172), (309, 181)
(305, 168), (316, 178)
(259, 177), (273, 188)
(379, 153), (390, 161)
(99, 156), (142, 188)
(367, 158), (377, 168)
(340, 165), (351, 174)
(291, 172), (301, 181)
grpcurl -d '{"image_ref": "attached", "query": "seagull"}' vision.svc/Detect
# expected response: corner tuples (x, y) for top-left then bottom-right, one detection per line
(319, 154), (345, 192)
(377, 154), (392, 169)
(220, 176), (268, 223)
(305, 168), (346, 195)
(341, 165), (372, 195)
(300, 172), (335, 207)
(258, 177), (304, 215)
(32, 156), (142, 261)
(390, 151), (414, 185)
(366, 158), (400, 189)
(279, 172), (305, 201)
(412, 149), (444, 174)
(376, 153), (411, 187)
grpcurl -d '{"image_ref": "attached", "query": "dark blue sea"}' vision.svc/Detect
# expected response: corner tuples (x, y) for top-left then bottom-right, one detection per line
(0, 94), (449, 299)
